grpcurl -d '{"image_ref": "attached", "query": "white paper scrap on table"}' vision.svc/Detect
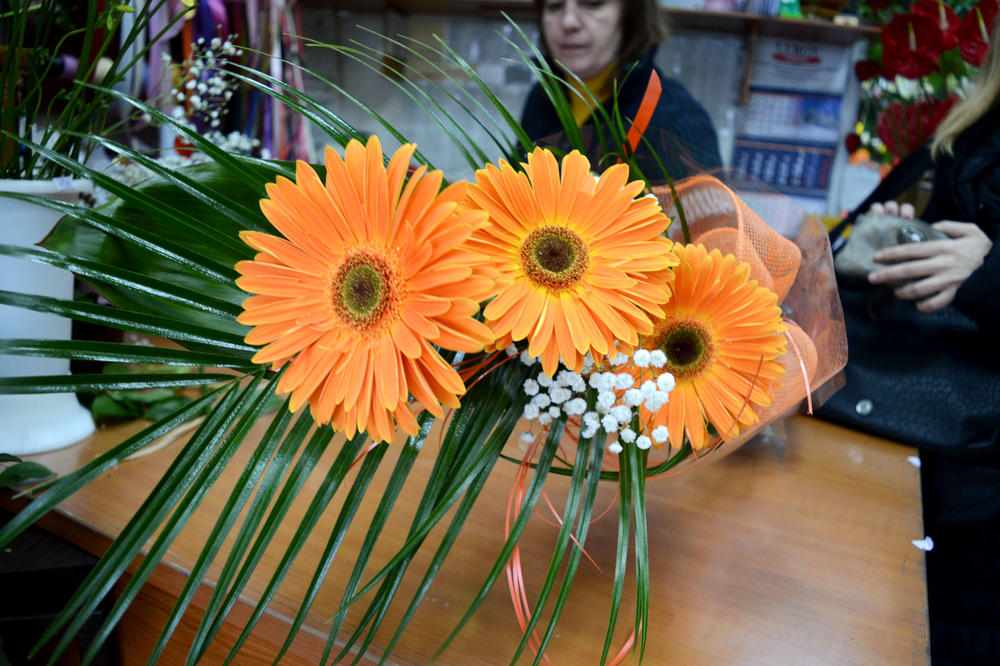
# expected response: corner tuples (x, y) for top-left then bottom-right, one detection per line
(912, 536), (934, 552)
(907, 455), (921, 468)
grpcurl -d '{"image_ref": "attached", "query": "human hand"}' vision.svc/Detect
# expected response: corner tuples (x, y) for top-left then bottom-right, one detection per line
(868, 200), (915, 218)
(867, 220), (993, 313)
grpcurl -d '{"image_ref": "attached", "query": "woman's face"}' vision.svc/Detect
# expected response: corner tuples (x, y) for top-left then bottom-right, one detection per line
(542, 0), (625, 80)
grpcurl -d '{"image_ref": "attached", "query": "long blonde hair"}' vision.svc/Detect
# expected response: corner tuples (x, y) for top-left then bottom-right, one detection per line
(931, 14), (1000, 159)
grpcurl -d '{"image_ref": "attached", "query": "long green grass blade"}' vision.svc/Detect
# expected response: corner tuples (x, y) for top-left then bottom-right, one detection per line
(501, 20), (583, 150)
(509, 419), (589, 664)
(628, 445), (650, 661)
(272, 437), (393, 665)
(78, 131), (268, 231)
(433, 413), (563, 661)
(223, 46), (426, 167)
(354, 29), (514, 160)
(0, 372), (235, 394)
(185, 412), (319, 664)
(601, 449), (634, 665)
(0, 389), (223, 548)
(334, 360), (531, 662)
(145, 398), (294, 665)
(221, 431), (371, 665)
(224, 65), (366, 150)
(432, 33), (534, 155)
(35, 379), (251, 662)
(0, 244), (243, 320)
(324, 44), (482, 172)
(0, 193), (238, 283)
(0, 339), (254, 369)
(320, 417), (431, 664)
(0, 290), (256, 357)
(6, 134), (255, 254)
(376, 420), (508, 664)
(533, 431), (606, 663)
(80, 372), (276, 665)
(96, 85), (285, 190)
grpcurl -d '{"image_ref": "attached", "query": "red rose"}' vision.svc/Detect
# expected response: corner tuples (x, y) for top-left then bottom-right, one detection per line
(854, 59), (881, 82)
(845, 133), (862, 154)
(958, 0), (1000, 66)
(876, 95), (958, 159)
(881, 13), (943, 79)
(911, 0), (961, 50)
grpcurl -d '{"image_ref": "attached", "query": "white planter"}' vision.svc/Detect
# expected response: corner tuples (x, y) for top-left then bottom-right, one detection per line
(1, 178), (96, 455)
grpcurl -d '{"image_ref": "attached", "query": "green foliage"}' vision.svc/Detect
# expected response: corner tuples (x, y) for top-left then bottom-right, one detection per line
(0, 455), (54, 488)
(0, 0), (180, 179)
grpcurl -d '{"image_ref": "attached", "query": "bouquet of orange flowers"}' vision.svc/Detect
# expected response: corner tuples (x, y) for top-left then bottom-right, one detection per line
(0, 21), (847, 665)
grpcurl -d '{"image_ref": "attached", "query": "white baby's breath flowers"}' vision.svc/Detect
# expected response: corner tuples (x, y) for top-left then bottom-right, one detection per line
(652, 425), (670, 443)
(596, 390), (616, 411)
(609, 404), (632, 425)
(614, 373), (634, 391)
(607, 351), (629, 366)
(515, 346), (677, 455)
(657, 373), (675, 393)
(505, 344), (518, 357)
(623, 388), (644, 407)
(601, 414), (619, 432)
(548, 386), (571, 404)
(531, 393), (551, 410)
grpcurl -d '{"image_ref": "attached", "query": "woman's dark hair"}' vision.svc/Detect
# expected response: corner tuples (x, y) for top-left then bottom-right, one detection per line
(532, 0), (668, 74)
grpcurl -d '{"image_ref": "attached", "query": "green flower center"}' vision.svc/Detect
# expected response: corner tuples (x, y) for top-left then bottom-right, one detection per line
(520, 225), (589, 291)
(332, 251), (398, 330)
(656, 320), (713, 379)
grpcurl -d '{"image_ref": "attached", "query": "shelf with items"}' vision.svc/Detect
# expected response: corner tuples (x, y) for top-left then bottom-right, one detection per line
(304, 0), (879, 46)
(664, 9), (877, 45)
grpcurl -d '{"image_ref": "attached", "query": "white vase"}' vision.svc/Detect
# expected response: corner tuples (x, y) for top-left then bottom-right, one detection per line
(0, 178), (96, 455)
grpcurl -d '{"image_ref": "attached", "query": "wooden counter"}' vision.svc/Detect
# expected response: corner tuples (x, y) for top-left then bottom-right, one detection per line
(3, 414), (928, 664)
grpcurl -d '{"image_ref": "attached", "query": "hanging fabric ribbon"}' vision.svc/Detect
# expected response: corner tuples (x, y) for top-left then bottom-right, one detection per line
(625, 70), (662, 156)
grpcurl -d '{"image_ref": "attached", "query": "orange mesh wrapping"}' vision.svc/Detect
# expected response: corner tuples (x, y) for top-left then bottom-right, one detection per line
(653, 175), (848, 439)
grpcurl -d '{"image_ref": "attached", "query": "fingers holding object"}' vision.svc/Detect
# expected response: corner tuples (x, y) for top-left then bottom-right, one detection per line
(868, 257), (942, 285)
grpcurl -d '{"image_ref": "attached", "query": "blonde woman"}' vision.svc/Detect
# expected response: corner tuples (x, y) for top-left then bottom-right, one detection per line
(819, 15), (1000, 665)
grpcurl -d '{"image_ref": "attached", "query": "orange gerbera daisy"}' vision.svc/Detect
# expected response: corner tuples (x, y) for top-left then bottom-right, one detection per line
(634, 243), (786, 450)
(467, 148), (677, 376)
(235, 136), (495, 443)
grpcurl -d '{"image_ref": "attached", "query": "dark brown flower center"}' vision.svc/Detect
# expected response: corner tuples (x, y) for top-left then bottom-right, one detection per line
(656, 320), (713, 379)
(332, 251), (398, 330)
(520, 225), (588, 290)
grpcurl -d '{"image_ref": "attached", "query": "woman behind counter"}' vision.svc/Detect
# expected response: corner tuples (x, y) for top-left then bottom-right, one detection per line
(520, 0), (722, 180)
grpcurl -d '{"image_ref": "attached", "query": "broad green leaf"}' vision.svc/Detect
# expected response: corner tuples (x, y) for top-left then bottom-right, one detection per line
(0, 462), (55, 488)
